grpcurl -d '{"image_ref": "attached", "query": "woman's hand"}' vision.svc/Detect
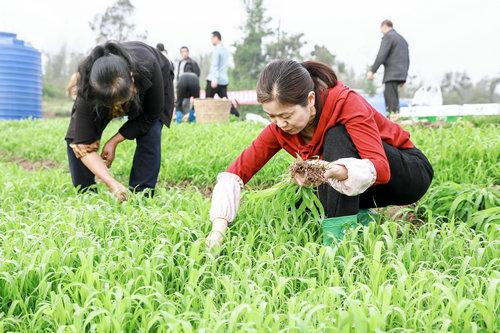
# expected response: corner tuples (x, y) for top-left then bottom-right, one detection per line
(107, 180), (129, 202)
(101, 133), (126, 168)
(101, 141), (117, 168)
(293, 173), (313, 187)
(292, 160), (348, 187)
(206, 218), (228, 250)
(206, 230), (224, 249)
(79, 151), (128, 201)
(324, 163), (348, 181)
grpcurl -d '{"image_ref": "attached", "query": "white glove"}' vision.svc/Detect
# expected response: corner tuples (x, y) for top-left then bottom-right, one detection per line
(206, 217), (228, 249)
(206, 230), (225, 250)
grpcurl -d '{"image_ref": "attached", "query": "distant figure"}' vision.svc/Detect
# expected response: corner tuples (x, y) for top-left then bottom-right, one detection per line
(156, 43), (174, 68)
(367, 20), (409, 114)
(206, 31), (239, 117)
(175, 46), (201, 123)
(176, 46), (200, 80)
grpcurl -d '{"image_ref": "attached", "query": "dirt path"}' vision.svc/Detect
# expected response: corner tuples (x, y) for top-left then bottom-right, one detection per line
(160, 179), (213, 198)
(0, 148), (60, 171)
(377, 205), (425, 229)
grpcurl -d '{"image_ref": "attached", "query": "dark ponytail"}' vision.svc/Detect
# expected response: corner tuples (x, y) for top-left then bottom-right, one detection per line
(77, 41), (146, 107)
(301, 61), (337, 119)
(256, 59), (337, 124)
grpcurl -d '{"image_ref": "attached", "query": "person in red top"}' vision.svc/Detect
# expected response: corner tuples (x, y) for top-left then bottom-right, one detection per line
(206, 60), (433, 247)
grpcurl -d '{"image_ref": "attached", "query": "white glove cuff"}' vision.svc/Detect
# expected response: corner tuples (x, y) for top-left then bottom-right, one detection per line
(209, 172), (244, 224)
(327, 158), (377, 196)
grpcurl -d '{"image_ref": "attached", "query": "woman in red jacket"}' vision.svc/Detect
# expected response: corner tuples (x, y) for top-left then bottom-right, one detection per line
(206, 60), (433, 247)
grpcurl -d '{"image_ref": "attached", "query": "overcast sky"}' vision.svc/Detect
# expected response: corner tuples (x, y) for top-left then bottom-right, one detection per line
(2, 0), (499, 83)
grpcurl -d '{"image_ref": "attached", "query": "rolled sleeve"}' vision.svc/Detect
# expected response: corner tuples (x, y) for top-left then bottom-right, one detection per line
(327, 158), (377, 196)
(70, 140), (100, 159)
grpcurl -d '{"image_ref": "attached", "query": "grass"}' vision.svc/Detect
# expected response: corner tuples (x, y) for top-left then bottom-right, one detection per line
(42, 98), (74, 118)
(0, 118), (498, 332)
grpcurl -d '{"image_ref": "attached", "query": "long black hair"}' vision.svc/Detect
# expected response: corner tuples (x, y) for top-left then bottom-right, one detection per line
(77, 41), (147, 108)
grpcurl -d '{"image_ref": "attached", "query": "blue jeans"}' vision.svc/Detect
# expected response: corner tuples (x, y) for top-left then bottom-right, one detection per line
(67, 119), (163, 195)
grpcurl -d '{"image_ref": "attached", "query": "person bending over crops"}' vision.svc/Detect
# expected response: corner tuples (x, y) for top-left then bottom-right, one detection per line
(65, 41), (174, 200)
(206, 59), (433, 247)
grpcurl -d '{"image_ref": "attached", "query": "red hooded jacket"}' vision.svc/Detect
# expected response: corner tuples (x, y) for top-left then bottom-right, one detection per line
(227, 82), (414, 185)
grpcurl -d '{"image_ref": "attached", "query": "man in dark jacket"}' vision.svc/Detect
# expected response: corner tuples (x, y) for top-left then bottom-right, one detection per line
(176, 46), (200, 80)
(367, 20), (409, 114)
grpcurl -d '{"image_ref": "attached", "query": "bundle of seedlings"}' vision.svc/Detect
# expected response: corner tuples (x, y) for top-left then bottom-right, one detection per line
(247, 156), (327, 221)
(288, 156), (328, 187)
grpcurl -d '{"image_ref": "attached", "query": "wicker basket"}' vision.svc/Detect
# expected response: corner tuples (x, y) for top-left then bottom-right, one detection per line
(193, 98), (231, 123)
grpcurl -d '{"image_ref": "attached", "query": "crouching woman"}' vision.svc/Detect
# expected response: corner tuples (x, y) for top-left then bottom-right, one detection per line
(206, 60), (433, 247)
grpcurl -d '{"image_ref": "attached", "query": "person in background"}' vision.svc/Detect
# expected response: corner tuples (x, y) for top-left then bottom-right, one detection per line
(156, 43), (174, 68)
(65, 41), (174, 200)
(206, 31), (239, 117)
(175, 46), (200, 123)
(206, 60), (433, 248)
(176, 46), (200, 80)
(367, 19), (409, 115)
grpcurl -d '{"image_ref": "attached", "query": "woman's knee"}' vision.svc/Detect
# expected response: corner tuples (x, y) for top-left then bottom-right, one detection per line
(323, 125), (359, 160)
(407, 151), (434, 203)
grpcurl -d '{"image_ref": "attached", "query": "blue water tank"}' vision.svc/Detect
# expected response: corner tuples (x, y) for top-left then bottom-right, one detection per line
(0, 32), (42, 119)
(365, 93), (388, 115)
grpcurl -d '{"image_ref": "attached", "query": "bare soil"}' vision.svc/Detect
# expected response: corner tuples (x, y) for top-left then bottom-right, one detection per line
(0, 149), (60, 171)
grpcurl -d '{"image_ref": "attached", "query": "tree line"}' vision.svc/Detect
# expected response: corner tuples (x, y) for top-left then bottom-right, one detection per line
(42, 0), (500, 105)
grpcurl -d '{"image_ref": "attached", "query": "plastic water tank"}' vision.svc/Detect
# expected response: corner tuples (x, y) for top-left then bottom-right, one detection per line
(365, 92), (409, 116)
(0, 32), (42, 119)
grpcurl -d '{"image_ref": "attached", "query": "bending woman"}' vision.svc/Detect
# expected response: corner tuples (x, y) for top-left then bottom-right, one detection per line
(65, 41), (174, 200)
(206, 60), (433, 246)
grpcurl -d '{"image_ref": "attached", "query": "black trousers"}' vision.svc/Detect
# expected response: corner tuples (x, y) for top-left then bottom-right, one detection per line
(205, 80), (228, 99)
(205, 80), (240, 117)
(318, 125), (433, 218)
(176, 74), (200, 111)
(67, 119), (163, 194)
(384, 81), (404, 113)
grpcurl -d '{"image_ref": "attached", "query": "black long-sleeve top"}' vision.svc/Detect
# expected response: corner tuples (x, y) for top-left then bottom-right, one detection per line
(65, 41), (174, 144)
